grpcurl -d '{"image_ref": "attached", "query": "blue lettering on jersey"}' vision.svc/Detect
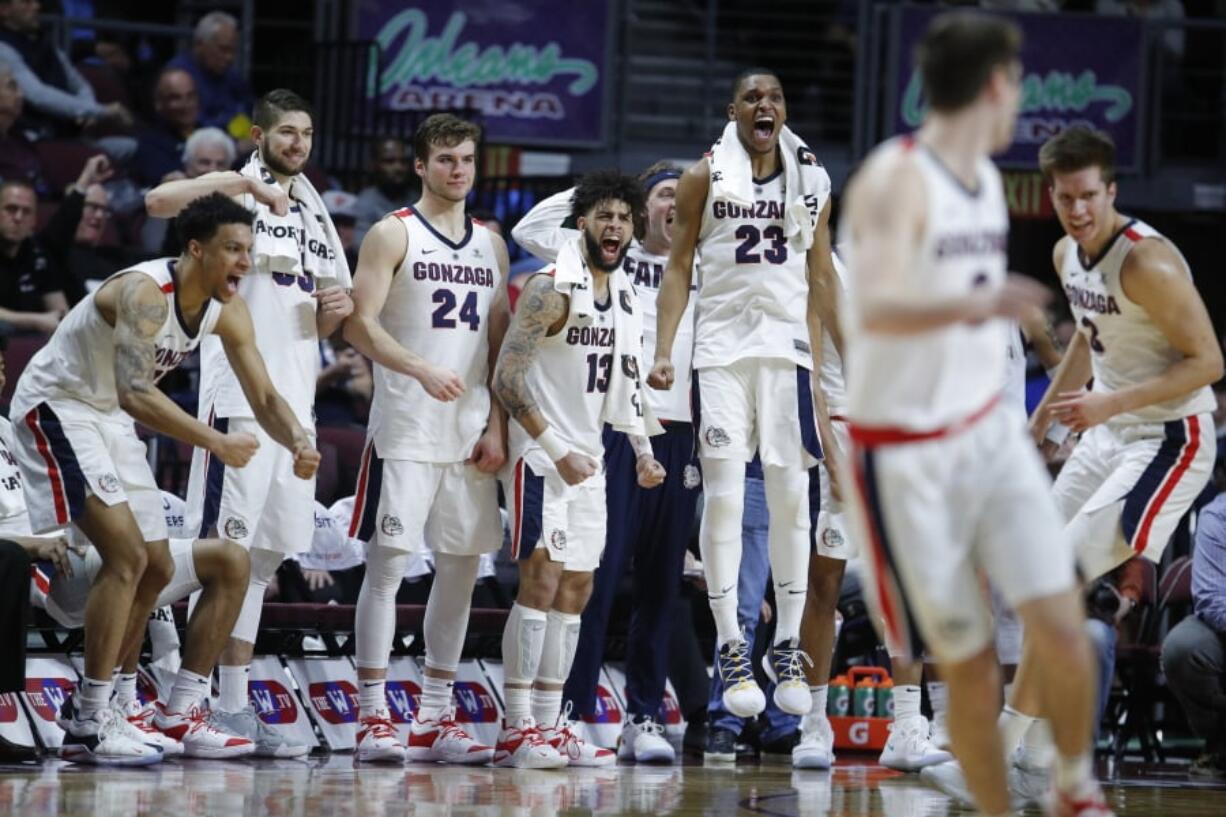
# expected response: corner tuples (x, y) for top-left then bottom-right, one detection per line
(565, 326), (615, 347)
(624, 257), (664, 289)
(712, 200), (785, 220)
(932, 231), (1008, 258)
(412, 262), (496, 287)
(153, 346), (189, 379)
(1065, 284), (1122, 315)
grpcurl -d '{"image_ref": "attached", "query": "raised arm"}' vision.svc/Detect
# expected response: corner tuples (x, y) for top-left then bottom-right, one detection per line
(847, 153), (1047, 334)
(145, 171), (288, 218)
(493, 274), (594, 485)
(509, 186), (577, 264)
(109, 274), (258, 467)
(341, 216), (465, 402)
(648, 159), (706, 389)
(212, 295), (320, 479)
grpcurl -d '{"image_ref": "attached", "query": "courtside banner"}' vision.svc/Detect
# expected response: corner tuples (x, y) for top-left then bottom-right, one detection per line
(252, 656), (320, 752)
(384, 656), (424, 743)
(891, 8), (1143, 170)
(0, 692), (36, 751)
(354, 1), (612, 146)
(20, 656), (77, 749)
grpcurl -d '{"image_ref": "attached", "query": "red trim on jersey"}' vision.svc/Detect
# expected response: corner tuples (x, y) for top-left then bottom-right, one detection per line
(850, 449), (905, 652)
(349, 440), (374, 538)
(511, 458), (524, 560)
(470, 217), (485, 226)
(392, 207), (413, 219)
(1134, 416), (1200, 553)
(899, 135), (917, 151)
(1123, 227), (1143, 242)
(24, 409), (68, 525)
(830, 414), (848, 423)
(160, 282), (174, 293)
(848, 395), (999, 448)
(31, 564), (50, 593)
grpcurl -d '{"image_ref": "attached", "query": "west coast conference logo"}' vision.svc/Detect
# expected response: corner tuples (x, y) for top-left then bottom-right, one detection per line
(385, 681), (421, 724)
(452, 681), (498, 724)
(309, 680), (360, 725)
(580, 685), (622, 725)
(250, 679), (300, 724)
(24, 677), (75, 721)
(371, 10), (597, 121)
(0, 693), (20, 723)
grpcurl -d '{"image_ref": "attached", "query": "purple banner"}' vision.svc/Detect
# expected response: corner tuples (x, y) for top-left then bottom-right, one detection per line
(893, 9), (1143, 169)
(354, 2), (609, 146)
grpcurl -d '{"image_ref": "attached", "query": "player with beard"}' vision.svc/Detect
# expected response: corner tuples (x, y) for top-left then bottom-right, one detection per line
(145, 89), (352, 757)
(10, 192), (319, 764)
(493, 170), (666, 768)
(510, 161), (698, 763)
(341, 114), (510, 764)
(650, 68), (844, 722)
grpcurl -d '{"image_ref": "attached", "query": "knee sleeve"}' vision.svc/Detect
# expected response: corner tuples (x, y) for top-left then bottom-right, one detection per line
(230, 547), (285, 644)
(501, 603), (548, 685)
(355, 545), (411, 669)
(537, 610), (582, 686)
(423, 552), (481, 674)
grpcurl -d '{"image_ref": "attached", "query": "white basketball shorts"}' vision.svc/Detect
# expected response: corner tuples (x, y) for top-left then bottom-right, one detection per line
(503, 448), (607, 572)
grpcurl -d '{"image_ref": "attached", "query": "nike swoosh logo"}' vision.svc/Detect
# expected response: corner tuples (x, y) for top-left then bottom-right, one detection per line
(422, 248), (437, 255)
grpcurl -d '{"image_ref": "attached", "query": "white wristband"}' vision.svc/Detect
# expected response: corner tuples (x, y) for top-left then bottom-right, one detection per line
(1045, 421), (1071, 446)
(536, 427), (569, 462)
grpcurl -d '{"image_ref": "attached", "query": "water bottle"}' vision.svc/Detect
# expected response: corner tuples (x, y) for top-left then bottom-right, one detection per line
(876, 678), (894, 720)
(853, 676), (878, 718)
(827, 675), (851, 717)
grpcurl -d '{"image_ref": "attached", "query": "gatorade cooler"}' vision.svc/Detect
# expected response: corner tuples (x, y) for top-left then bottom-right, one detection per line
(830, 667), (892, 752)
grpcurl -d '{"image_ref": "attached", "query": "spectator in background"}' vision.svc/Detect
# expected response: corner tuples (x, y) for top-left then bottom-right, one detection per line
(0, 63), (43, 192)
(353, 136), (413, 244)
(167, 11), (254, 144)
(133, 67), (201, 187)
(0, 0), (135, 160)
(0, 177), (74, 333)
(139, 125), (235, 255)
(316, 337), (372, 428)
(1162, 481), (1226, 778)
(322, 188), (359, 268)
(56, 181), (148, 303)
(277, 501), (366, 605)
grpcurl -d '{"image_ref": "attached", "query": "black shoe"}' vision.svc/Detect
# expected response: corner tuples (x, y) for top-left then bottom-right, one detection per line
(1189, 752), (1226, 779)
(761, 729), (800, 755)
(682, 720), (708, 757)
(0, 733), (40, 763)
(704, 727), (737, 762)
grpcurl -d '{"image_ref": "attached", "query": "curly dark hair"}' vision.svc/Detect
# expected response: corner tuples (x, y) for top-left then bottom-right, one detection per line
(569, 169), (645, 234)
(177, 192), (255, 246)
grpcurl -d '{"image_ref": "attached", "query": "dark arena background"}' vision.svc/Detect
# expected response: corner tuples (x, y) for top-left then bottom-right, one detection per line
(1, 1), (1225, 815)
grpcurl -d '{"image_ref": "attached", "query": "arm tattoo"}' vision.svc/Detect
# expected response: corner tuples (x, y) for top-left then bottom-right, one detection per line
(493, 275), (566, 422)
(114, 277), (168, 395)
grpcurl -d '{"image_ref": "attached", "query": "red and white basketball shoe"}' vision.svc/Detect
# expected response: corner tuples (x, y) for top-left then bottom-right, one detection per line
(152, 702), (255, 759)
(539, 708), (615, 768)
(355, 711), (405, 763)
(406, 708), (494, 765)
(493, 718), (567, 769)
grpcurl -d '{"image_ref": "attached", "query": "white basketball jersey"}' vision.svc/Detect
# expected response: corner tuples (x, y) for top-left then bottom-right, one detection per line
(12, 258), (223, 420)
(198, 199), (319, 429)
(622, 243), (695, 422)
(508, 272), (614, 463)
(1060, 218), (1214, 424)
(368, 207), (502, 462)
(844, 139), (1010, 430)
(818, 252), (850, 418)
(1004, 322), (1028, 414)
(0, 418), (31, 536)
(694, 170), (815, 370)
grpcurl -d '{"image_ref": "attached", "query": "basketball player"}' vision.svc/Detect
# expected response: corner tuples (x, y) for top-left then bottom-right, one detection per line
(649, 68), (843, 719)
(10, 192), (320, 764)
(840, 13), (1111, 817)
(792, 246), (950, 773)
(995, 126), (1222, 795)
(342, 114), (509, 764)
(493, 170), (665, 768)
(146, 89), (352, 756)
(510, 161), (699, 764)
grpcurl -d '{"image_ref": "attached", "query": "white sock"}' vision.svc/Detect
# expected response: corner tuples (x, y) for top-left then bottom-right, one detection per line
(1021, 718), (1055, 766)
(699, 458), (746, 646)
(359, 679), (386, 718)
(927, 680), (948, 720)
(166, 669), (211, 715)
(998, 705), (1036, 759)
(1053, 751), (1095, 795)
(419, 675), (454, 720)
(504, 686), (533, 727)
(78, 677), (112, 718)
(217, 665), (250, 713)
(894, 684), (922, 722)
(811, 685), (828, 717)
(112, 672), (138, 707)
(531, 687), (563, 728)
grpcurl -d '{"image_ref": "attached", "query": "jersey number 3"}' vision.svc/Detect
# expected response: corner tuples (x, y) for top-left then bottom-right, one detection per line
(432, 289), (480, 331)
(734, 225), (787, 265)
